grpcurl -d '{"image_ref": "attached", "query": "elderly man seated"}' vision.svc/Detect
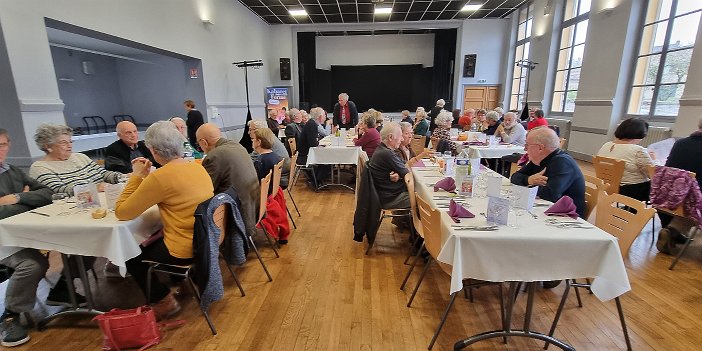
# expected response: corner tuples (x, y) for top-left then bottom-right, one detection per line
(494, 112), (526, 146)
(368, 122), (410, 210)
(510, 127), (585, 218)
(169, 117), (187, 138)
(196, 123), (260, 240)
(0, 128), (85, 347)
(297, 107), (331, 189)
(105, 121), (159, 173)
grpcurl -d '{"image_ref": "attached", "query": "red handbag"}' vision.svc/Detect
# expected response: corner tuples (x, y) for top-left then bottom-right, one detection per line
(93, 306), (183, 351)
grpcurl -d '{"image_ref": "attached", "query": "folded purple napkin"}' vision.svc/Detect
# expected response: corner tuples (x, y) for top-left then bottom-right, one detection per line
(449, 199), (475, 218)
(413, 159), (426, 168)
(434, 177), (456, 192)
(544, 195), (579, 219)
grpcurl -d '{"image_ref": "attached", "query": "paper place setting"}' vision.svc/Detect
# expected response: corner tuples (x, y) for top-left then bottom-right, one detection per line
(544, 218), (594, 229)
(450, 225), (498, 231)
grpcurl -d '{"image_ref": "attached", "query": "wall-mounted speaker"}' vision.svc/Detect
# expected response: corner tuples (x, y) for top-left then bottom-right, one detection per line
(463, 54), (476, 78)
(280, 58), (291, 80)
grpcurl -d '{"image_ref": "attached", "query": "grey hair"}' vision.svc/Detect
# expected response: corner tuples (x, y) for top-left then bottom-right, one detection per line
(289, 108), (299, 117)
(399, 121), (413, 132)
(310, 107), (325, 121)
(248, 119), (267, 129)
(494, 107), (504, 115)
(0, 128), (8, 141)
(267, 109), (277, 118)
(486, 111), (500, 122)
(338, 93), (349, 100)
(436, 99), (445, 107)
(503, 112), (517, 121)
(380, 122), (401, 142)
(401, 110), (410, 117)
(415, 107), (427, 119)
(529, 127), (560, 150)
(34, 123), (72, 153)
(144, 121), (185, 161)
(362, 113), (377, 128)
(434, 110), (453, 127)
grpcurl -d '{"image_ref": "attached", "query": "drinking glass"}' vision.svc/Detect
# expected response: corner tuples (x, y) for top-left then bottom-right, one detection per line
(51, 193), (70, 216)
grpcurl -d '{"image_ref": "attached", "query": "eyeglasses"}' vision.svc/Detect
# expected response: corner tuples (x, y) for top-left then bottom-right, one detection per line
(54, 140), (73, 146)
(0, 142), (9, 149)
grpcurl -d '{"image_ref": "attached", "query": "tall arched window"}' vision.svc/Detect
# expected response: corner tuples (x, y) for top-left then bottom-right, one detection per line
(510, 3), (535, 110)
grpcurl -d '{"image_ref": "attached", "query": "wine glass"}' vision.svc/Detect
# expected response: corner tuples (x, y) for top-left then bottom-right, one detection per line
(51, 193), (70, 216)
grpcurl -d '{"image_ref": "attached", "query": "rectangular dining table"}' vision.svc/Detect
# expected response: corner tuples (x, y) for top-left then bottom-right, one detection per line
(306, 135), (367, 191)
(411, 161), (631, 350)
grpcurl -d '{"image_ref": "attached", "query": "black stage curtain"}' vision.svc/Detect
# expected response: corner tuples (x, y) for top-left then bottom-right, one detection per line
(431, 29), (457, 110)
(311, 69), (332, 111)
(297, 32), (316, 106)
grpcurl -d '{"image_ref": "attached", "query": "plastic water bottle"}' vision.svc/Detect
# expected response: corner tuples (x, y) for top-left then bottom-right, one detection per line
(455, 149), (473, 196)
(183, 141), (195, 158)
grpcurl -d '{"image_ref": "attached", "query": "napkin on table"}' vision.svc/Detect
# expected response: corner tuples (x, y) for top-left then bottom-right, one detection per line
(448, 199), (475, 218)
(413, 159), (426, 168)
(434, 177), (456, 192)
(544, 195), (579, 219)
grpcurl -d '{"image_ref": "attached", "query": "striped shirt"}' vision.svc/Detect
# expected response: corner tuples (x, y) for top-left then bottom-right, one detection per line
(30, 153), (121, 195)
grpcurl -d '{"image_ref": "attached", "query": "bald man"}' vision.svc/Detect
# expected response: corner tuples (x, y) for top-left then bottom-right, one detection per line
(170, 117), (187, 138)
(104, 121), (158, 173)
(196, 123), (260, 238)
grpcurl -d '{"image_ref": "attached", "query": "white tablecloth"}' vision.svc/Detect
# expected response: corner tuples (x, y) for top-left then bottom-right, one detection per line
(463, 144), (525, 159)
(307, 136), (363, 166)
(411, 164), (631, 302)
(0, 194), (162, 267)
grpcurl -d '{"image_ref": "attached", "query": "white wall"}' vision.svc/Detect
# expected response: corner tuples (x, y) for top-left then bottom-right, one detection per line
(315, 34), (434, 70)
(454, 19), (511, 109)
(0, 0), (275, 164)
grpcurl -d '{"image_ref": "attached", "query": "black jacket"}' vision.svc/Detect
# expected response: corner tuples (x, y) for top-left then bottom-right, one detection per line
(104, 139), (159, 173)
(333, 101), (359, 129)
(298, 119), (320, 158)
(428, 105), (443, 132)
(665, 132), (702, 190)
(353, 166), (382, 244)
(186, 109), (205, 148)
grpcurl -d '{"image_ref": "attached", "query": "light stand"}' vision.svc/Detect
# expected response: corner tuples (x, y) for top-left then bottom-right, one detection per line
(515, 59), (538, 121)
(233, 59), (263, 152)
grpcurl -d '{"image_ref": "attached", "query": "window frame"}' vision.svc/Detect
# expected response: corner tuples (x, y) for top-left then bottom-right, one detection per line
(550, 0), (591, 116)
(510, 3), (535, 111)
(626, 0), (702, 121)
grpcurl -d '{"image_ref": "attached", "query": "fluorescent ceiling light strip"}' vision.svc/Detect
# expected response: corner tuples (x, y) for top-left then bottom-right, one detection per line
(289, 9), (308, 16)
(461, 4), (483, 11)
(375, 7), (392, 14)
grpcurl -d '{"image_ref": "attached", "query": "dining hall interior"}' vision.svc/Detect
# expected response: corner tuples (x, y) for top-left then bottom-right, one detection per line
(0, 0), (702, 350)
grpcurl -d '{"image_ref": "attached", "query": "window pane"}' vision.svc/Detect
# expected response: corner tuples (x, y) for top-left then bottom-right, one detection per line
(669, 12), (701, 48)
(519, 7), (527, 23)
(513, 65), (522, 81)
(660, 48), (693, 84)
(578, 0), (591, 15)
(515, 44), (524, 61)
(523, 42), (531, 60)
(571, 44), (585, 68)
(552, 91), (565, 112)
(555, 70), (568, 91)
(561, 25), (574, 48)
(645, 0), (673, 24)
(574, 20), (588, 45)
(654, 84), (684, 116)
(511, 96), (520, 110)
(557, 49), (570, 70)
(512, 78), (522, 95)
(633, 54), (660, 85)
(525, 18), (533, 38)
(674, 1), (702, 16)
(528, 3), (534, 15)
(639, 21), (668, 55)
(628, 86), (655, 115)
(565, 91), (577, 112)
(518, 22), (527, 40)
(567, 68), (581, 90)
(564, 0), (576, 21)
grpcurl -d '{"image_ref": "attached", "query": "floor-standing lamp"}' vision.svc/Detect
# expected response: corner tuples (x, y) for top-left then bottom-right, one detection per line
(233, 59), (263, 152)
(515, 59), (538, 121)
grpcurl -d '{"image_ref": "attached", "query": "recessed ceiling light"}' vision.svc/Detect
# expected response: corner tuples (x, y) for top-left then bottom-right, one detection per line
(374, 7), (392, 14)
(461, 4), (483, 11)
(289, 9), (308, 16)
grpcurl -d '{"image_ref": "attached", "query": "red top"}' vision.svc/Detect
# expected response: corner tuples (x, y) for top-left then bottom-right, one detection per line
(354, 128), (381, 157)
(527, 117), (549, 130)
(458, 115), (472, 128)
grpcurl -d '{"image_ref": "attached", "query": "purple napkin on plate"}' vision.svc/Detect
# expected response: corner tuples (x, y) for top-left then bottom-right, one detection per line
(434, 177), (456, 192)
(448, 199), (475, 218)
(544, 195), (579, 219)
(413, 159), (426, 168)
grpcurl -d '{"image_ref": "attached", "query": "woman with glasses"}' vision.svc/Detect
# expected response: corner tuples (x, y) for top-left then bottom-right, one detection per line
(29, 123), (122, 195)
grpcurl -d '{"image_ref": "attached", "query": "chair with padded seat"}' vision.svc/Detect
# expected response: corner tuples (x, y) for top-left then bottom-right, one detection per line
(545, 192), (655, 351)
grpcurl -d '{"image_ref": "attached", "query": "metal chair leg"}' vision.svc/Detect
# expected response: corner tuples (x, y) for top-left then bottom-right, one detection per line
(404, 233), (420, 265)
(186, 275), (216, 335)
(615, 296), (632, 351)
(287, 188), (301, 216)
(407, 257), (433, 307)
(248, 236), (273, 282)
(545, 280), (572, 350)
(220, 252), (245, 297)
(146, 264), (154, 304)
(428, 292), (459, 350)
(260, 227), (280, 258)
(400, 243), (424, 290)
(286, 206), (297, 229)
(572, 279), (583, 307)
(669, 227), (698, 270)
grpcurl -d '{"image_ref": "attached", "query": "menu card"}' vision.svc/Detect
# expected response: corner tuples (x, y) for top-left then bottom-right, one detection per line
(486, 196), (510, 225)
(104, 183), (125, 210)
(74, 183), (101, 209)
(511, 185), (539, 210)
(487, 174), (503, 197)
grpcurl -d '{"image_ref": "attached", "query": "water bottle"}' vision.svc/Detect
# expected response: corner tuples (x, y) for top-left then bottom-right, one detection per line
(455, 149), (473, 196)
(183, 141), (195, 158)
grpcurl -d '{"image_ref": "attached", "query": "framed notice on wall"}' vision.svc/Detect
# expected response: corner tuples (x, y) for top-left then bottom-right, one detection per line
(463, 54), (477, 78)
(265, 87), (290, 123)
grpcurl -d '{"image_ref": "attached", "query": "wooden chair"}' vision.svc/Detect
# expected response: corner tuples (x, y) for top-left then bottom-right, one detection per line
(365, 171), (412, 255)
(290, 150), (318, 190)
(257, 171), (280, 257)
(410, 135), (426, 156)
(647, 165), (699, 270)
(400, 175), (424, 285)
(287, 137), (297, 156)
(583, 175), (607, 221)
(559, 138), (567, 149)
(286, 153), (301, 217)
(592, 156), (625, 195)
(407, 193), (502, 350)
(546, 193), (655, 351)
(271, 159), (296, 229)
(144, 203), (245, 335)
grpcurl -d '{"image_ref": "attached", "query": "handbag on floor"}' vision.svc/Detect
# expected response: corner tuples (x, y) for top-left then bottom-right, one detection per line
(93, 306), (184, 351)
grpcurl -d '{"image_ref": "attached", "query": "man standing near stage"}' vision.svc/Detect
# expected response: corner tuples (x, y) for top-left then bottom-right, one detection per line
(333, 93), (358, 130)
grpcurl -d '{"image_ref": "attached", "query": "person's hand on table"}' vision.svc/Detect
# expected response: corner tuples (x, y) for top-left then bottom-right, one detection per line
(417, 150), (432, 159)
(22, 185), (29, 192)
(528, 168), (548, 186)
(131, 157), (153, 179)
(389, 171), (400, 182)
(495, 124), (505, 135)
(96, 183), (107, 192)
(0, 194), (19, 206)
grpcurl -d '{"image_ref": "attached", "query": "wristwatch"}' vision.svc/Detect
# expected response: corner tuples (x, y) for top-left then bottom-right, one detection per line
(13, 193), (20, 203)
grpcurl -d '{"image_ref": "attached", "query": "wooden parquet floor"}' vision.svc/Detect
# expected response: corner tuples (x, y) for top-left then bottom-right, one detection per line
(3, 161), (702, 350)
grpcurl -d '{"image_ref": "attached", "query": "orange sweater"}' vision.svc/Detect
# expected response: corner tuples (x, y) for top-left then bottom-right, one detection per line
(115, 161), (214, 258)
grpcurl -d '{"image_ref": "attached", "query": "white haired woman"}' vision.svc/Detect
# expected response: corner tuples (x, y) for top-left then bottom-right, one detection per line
(30, 123), (122, 195)
(484, 110), (502, 136)
(115, 121), (214, 320)
(398, 121), (431, 166)
(413, 107), (430, 138)
(430, 110), (457, 154)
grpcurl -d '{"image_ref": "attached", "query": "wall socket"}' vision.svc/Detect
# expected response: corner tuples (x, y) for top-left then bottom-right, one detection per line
(477, 79), (487, 83)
